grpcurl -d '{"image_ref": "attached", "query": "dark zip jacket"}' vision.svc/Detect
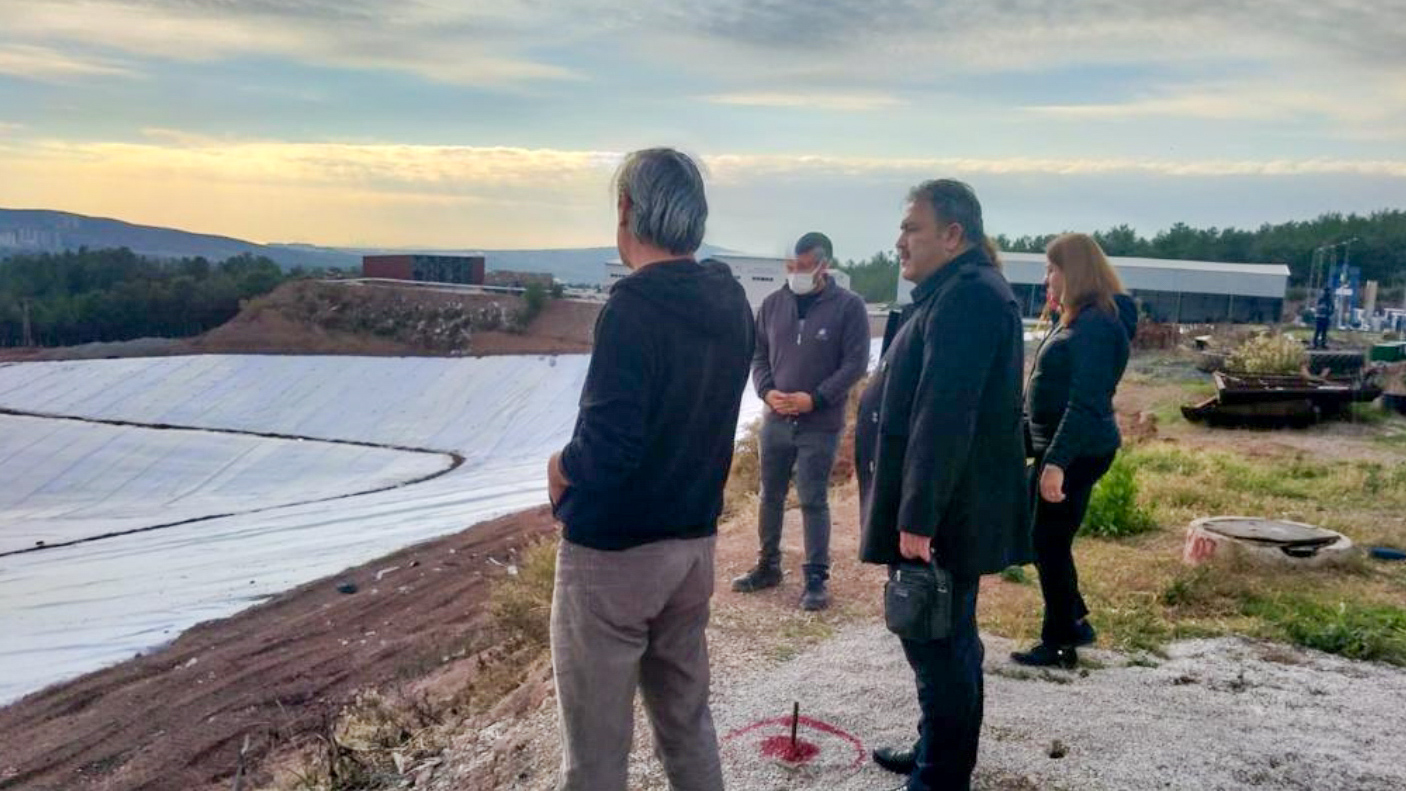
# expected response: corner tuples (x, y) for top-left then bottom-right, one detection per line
(855, 246), (1031, 576)
(1026, 294), (1137, 470)
(556, 258), (755, 550)
(752, 276), (871, 432)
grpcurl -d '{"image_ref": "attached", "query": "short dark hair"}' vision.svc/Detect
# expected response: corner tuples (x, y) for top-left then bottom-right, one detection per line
(908, 179), (984, 245)
(794, 231), (833, 262)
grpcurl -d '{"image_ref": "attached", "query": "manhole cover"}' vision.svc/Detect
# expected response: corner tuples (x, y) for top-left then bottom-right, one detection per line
(1199, 517), (1338, 547)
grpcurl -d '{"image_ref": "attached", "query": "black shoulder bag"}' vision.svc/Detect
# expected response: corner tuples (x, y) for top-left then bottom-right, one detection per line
(884, 560), (953, 642)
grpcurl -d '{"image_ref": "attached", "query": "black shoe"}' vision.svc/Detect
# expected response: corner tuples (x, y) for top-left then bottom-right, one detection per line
(731, 563), (782, 593)
(800, 572), (830, 611)
(871, 745), (916, 775)
(1011, 643), (1078, 669)
(1074, 619), (1097, 647)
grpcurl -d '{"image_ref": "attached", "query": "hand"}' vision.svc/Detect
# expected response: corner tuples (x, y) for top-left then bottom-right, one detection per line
(1039, 464), (1066, 503)
(790, 392), (815, 414)
(764, 390), (793, 415)
(548, 451), (570, 507)
(899, 530), (932, 562)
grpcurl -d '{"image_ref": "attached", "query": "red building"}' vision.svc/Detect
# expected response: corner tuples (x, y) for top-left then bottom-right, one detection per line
(362, 254), (485, 285)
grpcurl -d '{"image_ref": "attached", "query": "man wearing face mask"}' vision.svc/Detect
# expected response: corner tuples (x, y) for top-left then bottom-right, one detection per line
(732, 232), (871, 610)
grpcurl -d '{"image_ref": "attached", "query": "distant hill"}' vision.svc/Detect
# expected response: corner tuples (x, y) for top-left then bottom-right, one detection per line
(0, 209), (358, 270)
(0, 208), (735, 285)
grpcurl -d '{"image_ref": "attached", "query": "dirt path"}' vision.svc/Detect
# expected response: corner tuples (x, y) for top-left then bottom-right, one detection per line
(421, 611), (1406, 791)
(0, 507), (557, 791)
(710, 624), (1406, 791)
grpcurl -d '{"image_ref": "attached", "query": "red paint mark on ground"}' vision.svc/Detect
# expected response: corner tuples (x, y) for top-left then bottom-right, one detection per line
(760, 734), (820, 763)
(721, 715), (867, 768)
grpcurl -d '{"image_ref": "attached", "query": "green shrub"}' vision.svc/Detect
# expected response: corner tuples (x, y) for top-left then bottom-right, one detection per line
(1080, 452), (1157, 538)
(1000, 565), (1030, 584)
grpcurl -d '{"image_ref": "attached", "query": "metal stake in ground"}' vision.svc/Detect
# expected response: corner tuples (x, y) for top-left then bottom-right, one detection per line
(791, 701), (799, 752)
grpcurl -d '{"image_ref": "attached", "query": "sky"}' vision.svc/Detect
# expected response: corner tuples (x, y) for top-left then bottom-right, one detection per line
(0, 0), (1403, 260)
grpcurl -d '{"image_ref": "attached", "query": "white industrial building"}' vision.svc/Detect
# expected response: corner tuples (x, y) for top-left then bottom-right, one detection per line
(605, 256), (853, 310)
(897, 252), (1290, 324)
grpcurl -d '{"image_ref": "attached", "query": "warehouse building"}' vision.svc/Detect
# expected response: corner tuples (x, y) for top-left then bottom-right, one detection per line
(897, 252), (1289, 323)
(604, 255), (852, 310)
(362, 254), (485, 285)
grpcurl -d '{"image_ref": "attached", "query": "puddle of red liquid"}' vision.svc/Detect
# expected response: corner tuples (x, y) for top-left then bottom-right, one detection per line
(760, 734), (820, 764)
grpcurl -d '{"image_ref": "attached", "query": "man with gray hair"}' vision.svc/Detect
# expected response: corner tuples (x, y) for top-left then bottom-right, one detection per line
(547, 148), (754, 791)
(733, 231), (870, 610)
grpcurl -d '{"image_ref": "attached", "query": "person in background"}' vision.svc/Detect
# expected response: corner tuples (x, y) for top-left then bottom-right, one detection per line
(546, 148), (754, 791)
(732, 231), (870, 610)
(1313, 286), (1335, 348)
(1012, 232), (1137, 669)
(857, 180), (1030, 790)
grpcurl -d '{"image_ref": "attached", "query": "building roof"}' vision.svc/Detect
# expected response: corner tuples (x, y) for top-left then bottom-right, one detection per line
(1000, 251), (1290, 277)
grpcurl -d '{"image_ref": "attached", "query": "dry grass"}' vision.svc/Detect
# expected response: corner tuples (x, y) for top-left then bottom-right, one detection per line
(488, 538), (560, 650)
(260, 542), (562, 791)
(722, 418), (763, 520)
(1224, 332), (1307, 374)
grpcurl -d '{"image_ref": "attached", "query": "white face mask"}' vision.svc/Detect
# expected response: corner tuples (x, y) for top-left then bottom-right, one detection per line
(788, 271), (818, 295)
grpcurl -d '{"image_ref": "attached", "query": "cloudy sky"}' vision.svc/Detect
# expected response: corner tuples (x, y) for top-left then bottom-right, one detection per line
(1, 0), (1403, 259)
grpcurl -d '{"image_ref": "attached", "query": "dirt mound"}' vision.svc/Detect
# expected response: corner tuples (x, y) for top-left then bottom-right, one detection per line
(195, 306), (425, 356)
(0, 507), (558, 791)
(199, 280), (597, 357)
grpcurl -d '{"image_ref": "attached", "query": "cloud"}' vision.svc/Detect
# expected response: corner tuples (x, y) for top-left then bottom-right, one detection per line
(11, 132), (1406, 193)
(0, 1), (576, 87)
(1, 0), (1403, 147)
(1026, 76), (1406, 131)
(0, 44), (136, 81)
(706, 92), (903, 111)
(8, 0), (1404, 85)
(655, 0), (1405, 72)
(2, 130), (1402, 252)
(704, 154), (1406, 181)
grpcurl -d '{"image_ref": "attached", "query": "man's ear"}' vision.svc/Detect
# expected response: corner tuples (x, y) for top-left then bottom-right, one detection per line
(945, 222), (965, 252)
(617, 195), (630, 228)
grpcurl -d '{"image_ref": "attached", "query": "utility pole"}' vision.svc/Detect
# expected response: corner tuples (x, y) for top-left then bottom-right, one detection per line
(1308, 247), (1324, 297)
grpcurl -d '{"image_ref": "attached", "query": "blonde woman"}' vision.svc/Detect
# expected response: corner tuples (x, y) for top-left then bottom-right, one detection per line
(1013, 233), (1137, 668)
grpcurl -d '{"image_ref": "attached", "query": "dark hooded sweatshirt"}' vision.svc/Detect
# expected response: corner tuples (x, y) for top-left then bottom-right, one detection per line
(1025, 293), (1139, 471)
(556, 258), (756, 551)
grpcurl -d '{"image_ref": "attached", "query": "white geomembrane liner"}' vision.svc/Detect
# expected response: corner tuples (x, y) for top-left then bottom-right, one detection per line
(0, 413), (451, 554)
(0, 342), (871, 704)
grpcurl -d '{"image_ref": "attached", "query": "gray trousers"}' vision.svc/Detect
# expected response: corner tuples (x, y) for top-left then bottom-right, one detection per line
(550, 535), (723, 791)
(758, 418), (841, 574)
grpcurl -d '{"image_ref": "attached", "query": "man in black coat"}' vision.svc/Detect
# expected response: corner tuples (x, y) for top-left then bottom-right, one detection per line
(855, 179), (1030, 791)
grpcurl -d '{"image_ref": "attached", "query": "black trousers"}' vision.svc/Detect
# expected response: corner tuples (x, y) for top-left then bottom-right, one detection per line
(1312, 319), (1330, 349)
(1031, 452), (1116, 646)
(899, 575), (983, 791)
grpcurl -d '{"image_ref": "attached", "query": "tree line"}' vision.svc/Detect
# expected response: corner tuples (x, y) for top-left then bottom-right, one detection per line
(0, 247), (326, 347)
(838, 210), (1406, 304)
